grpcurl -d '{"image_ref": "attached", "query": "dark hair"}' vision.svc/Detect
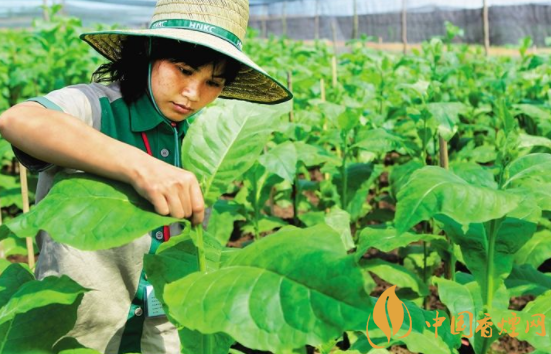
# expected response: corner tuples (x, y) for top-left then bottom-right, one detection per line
(91, 36), (241, 103)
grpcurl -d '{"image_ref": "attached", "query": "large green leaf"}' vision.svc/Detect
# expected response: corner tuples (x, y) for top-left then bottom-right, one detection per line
(0, 260), (11, 275)
(354, 129), (417, 155)
(206, 200), (245, 246)
(144, 231), (222, 305)
(426, 102), (468, 141)
(52, 337), (103, 354)
(434, 277), (507, 354)
(395, 167), (521, 234)
(361, 259), (428, 297)
(182, 100), (287, 206)
(513, 180), (551, 212)
(163, 225), (373, 352)
(388, 160), (423, 200)
(514, 229), (551, 269)
(449, 162), (497, 190)
(0, 236), (29, 257)
(503, 153), (551, 187)
(490, 291), (551, 353)
(179, 328), (234, 354)
(518, 133), (551, 150)
(294, 142), (338, 167)
(324, 208), (355, 251)
(352, 298), (460, 354)
(513, 104), (551, 122)
(505, 264), (551, 297)
(357, 227), (439, 261)
(0, 264), (34, 308)
(0, 275), (87, 354)
(439, 195), (540, 316)
(333, 163), (382, 220)
(0, 173), (177, 250)
(259, 141), (297, 181)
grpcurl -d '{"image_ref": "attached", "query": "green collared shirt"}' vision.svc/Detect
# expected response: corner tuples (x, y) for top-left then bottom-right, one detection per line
(17, 82), (182, 354)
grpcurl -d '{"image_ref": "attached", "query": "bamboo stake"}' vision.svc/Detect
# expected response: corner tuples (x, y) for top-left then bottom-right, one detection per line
(331, 56), (338, 88)
(19, 164), (35, 269)
(402, 0), (408, 54)
(483, 0), (490, 56)
(438, 136), (449, 170)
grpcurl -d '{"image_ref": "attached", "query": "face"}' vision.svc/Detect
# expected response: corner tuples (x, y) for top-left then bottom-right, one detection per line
(150, 59), (226, 122)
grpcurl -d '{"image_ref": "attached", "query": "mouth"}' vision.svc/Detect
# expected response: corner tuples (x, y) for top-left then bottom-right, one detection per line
(172, 102), (194, 115)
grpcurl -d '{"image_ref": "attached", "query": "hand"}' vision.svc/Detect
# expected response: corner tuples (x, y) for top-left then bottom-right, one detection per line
(129, 157), (205, 226)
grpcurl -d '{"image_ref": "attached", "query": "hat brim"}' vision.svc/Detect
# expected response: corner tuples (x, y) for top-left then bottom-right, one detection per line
(80, 29), (293, 104)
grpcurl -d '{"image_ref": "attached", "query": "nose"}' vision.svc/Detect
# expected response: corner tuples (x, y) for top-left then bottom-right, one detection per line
(182, 78), (200, 102)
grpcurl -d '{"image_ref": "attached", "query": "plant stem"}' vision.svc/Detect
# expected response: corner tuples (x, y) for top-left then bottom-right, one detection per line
(253, 176), (264, 241)
(480, 218), (502, 354)
(445, 235), (456, 282)
(293, 173), (300, 225)
(423, 240), (429, 310)
(341, 140), (348, 209)
(194, 226), (207, 272)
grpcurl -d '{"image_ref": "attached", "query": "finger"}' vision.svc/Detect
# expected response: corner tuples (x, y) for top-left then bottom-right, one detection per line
(165, 191), (186, 219)
(147, 189), (170, 216)
(189, 180), (205, 226)
(178, 184), (192, 218)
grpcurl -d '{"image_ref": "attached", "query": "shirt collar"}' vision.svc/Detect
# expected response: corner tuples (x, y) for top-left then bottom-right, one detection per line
(130, 94), (186, 138)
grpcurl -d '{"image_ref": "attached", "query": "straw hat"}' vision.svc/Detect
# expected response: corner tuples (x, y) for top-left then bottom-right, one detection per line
(80, 0), (292, 104)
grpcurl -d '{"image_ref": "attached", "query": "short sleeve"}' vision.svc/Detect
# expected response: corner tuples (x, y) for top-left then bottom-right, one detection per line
(13, 86), (100, 172)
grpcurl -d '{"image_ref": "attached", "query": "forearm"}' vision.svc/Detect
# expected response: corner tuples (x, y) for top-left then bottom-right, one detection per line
(0, 102), (147, 184)
(0, 101), (205, 223)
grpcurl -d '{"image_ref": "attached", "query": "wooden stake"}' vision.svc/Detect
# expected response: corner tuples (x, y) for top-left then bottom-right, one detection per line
(19, 164), (35, 269)
(331, 56), (338, 88)
(483, 0), (490, 56)
(402, 0), (408, 54)
(287, 72), (294, 122)
(439, 136), (449, 170)
(320, 78), (326, 102)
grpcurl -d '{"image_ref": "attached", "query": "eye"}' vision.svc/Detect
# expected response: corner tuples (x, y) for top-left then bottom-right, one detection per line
(177, 66), (193, 76)
(208, 80), (223, 88)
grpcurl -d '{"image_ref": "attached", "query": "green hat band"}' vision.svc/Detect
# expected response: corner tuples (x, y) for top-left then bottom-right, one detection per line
(150, 19), (243, 51)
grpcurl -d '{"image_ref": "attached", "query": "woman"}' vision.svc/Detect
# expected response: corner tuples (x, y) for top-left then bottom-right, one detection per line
(0, 0), (292, 353)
